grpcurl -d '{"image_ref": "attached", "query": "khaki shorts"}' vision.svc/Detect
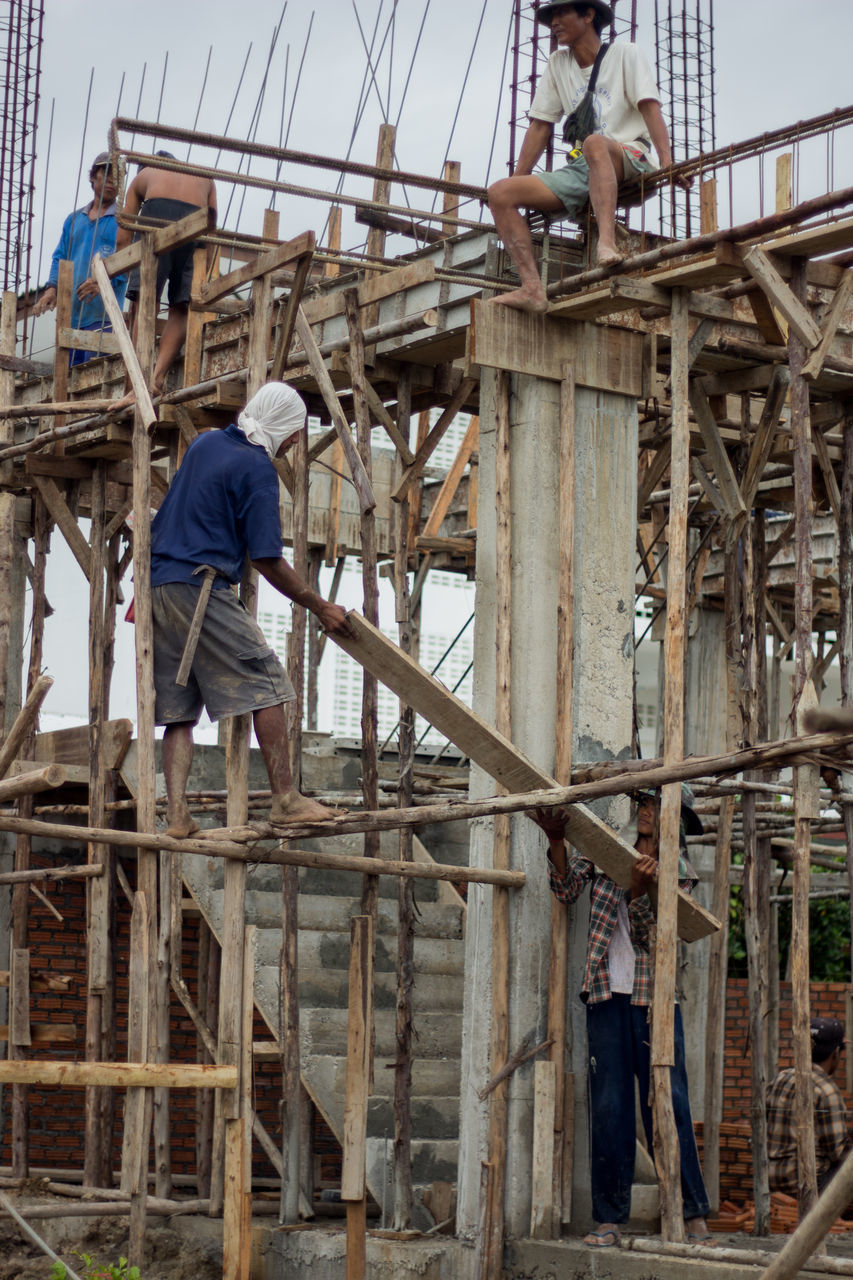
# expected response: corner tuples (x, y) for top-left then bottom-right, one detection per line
(538, 143), (656, 220)
(152, 581), (295, 725)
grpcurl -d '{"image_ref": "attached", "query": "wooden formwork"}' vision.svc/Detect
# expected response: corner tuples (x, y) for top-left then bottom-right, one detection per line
(1, 112), (853, 1280)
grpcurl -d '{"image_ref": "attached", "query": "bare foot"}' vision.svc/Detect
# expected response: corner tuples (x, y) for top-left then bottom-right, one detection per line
(270, 789), (348, 824)
(165, 813), (200, 839)
(490, 286), (549, 314)
(596, 246), (624, 268)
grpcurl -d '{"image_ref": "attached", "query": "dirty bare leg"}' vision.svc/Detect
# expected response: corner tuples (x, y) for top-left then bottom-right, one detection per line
(583, 135), (626, 265)
(253, 703), (344, 823)
(151, 304), (189, 396)
(487, 175), (564, 313)
(162, 722), (200, 837)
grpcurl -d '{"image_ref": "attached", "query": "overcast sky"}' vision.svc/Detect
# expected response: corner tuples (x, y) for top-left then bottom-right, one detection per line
(26, 0), (853, 728)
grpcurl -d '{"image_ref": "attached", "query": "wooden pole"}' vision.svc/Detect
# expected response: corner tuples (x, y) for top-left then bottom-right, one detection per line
(548, 369), (574, 1232)
(127, 234), (159, 1255)
(702, 540), (740, 1211)
(840, 414), (853, 1100)
(790, 255), (819, 1219)
(761, 1145), (853, 1280)
(391, 369), (415, 1231)
(651, 288), (689, 1242)
(0, 291), (19, 738)
(482, 368), (512, 1279)
(363, 124), (396, 363)
(342, 915), (374, 1280)
(84, 460), (109, 1190)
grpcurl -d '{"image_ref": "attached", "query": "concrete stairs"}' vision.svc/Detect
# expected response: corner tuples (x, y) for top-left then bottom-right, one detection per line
(182, 829), (465, 1223)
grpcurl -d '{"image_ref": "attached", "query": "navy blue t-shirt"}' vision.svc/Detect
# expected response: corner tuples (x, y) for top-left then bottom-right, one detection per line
(151, 425), (283, 587)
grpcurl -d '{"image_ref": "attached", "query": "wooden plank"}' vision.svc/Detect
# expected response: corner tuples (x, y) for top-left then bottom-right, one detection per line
(392, 377), (478, 503)
(743, 246), (822, 349)
(58, 327), (122, 356)
(766, 213), (853, 259)
(91, 254), (157, 431)
(530, 1060), (556, 1239)
(812, 421), (841, 522)
(293, 307), (376, 514)
(467, 300), (643, 396)
(31, 719), (132, 769)
(332, 613), (718, 942)
(300, 258), (437, 326)
(341, 915), (373, 1202)
(0, 1022), (76, 1044)
(270, 249), (315, 380)
(31, 475), (92, 582)
(223, 1117), (250, 1280)
(52, 261), (72, 449)
(0, 968), (73, 992)
(9, 949), (30, 1048)
(643, 243), (745, 289)
(197, 230), (315, 306)
(0, 674), (53, 780)
(419, 415), (478, 538)
(700, 178), (717, 233)
(102, 206), (213, 278)
(741, 366), (791, 510)
(548, 277), (671, 321)
(803, 269), (853, 381)
(687, 381), (747, 525)
(0, 1060), (238, 1088)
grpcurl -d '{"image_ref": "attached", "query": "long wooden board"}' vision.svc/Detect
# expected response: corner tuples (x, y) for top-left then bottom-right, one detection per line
(32, 719), (133, 770)
(466, 300), (644, 396)
(301, 259), (437, 326)
(333, 613), (719, 942)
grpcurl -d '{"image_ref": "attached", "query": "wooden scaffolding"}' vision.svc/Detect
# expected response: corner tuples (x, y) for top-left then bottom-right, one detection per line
(0, 108), (852, 1280)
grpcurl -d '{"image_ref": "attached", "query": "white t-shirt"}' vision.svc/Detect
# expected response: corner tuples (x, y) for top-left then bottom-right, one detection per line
(529, 41), (661, 159)
(606, 894), (636, 995)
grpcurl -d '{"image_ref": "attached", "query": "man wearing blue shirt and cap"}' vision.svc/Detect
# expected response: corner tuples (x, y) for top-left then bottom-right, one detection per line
(33, 152), (128, 364)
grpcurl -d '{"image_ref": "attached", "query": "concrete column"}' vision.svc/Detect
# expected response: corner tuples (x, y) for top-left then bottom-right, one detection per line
(457, 365), (638, 1239)
(679, 604), (729, 1119)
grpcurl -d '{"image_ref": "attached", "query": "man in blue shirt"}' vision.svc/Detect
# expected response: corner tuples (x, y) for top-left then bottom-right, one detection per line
(33, 152), (128, 364)
(151, 381), (355, 837)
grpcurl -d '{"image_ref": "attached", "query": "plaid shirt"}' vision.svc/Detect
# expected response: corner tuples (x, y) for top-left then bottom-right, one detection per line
(548, 849), (697, 1006)
(767, 1064), (851, 1193)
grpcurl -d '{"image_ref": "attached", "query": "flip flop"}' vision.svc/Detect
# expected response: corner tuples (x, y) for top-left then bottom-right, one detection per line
(687, 1232), (717, 1246)
(583, 1227), (621, 1248)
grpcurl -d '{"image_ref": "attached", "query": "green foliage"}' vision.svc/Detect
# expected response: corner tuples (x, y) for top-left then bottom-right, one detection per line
(728, 869), (851, 982)
(50, 1254), (141, 1280)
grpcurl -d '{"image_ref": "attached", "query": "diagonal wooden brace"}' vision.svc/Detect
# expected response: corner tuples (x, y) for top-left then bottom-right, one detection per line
(91, 254), (157, 432)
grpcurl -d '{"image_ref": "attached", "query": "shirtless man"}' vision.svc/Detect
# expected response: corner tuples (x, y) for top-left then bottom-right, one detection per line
(114, 153), (216, 397)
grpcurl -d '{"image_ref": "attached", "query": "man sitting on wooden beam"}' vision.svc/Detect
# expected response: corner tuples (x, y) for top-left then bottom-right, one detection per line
(150, 380), (355, 837)
(487, 1), (682, 312)
(114, 151), (216, 401)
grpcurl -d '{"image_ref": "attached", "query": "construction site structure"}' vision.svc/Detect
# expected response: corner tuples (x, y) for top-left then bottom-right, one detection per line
(0, 84), (852, 1280)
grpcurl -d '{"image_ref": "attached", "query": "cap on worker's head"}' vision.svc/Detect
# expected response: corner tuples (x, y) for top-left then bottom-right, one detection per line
(535, 0), (614, 26)
(634, 783), (704, 836)
(811, 1016), (845, 1058)
(90, 152), (112, 175)
(237, 381), (307, 459)
(155, 150), (177, 160)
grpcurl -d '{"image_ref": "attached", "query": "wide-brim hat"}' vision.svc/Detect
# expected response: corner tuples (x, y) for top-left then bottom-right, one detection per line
(535, 1), (614, 27)
(634, 783), (704, 837)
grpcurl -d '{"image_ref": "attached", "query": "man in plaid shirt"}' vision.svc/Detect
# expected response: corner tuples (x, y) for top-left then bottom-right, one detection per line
(542, 788), (710, 1247)
(768, 1016), (851, 1195)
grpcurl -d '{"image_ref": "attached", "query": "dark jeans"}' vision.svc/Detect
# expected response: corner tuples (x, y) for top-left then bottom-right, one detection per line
(586, 994), (710, 1224)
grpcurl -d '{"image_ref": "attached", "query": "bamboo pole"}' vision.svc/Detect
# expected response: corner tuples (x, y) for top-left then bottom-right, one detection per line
(483, 368), (512, 1280)
(548, 368), (574, 1232)
(391, 369), (415, 1231)
(790, 256), (819, 1220)
(651, 288), (689, 1242)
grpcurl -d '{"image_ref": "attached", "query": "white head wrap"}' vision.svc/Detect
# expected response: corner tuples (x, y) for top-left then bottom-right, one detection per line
(237, 382), (307, 458)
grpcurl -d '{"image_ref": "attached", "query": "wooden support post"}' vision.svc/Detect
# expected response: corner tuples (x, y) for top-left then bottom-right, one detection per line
(0, 291), (18, 738)
(196, 924), (219, 1198)
(363, 124), (396, 362)
(345, 292), (381, 939)
(391, 369), (415, 1231)
(50, 260), (73, 452)
(549, 370), (574, 1231)
(530, 1060), (556, 1238)
(91, 254), (157, 432)
(761, 1145), (853, 1280)
(441, 161), (462, 236)
(651, 289), (688, 1242)
(702, 539), (740, 1212)
(84, 461), (109, 1190)
(482, 369), (512, 1280)
(122, 892), (150, 1267)
(130, 239), (161, 1212)
(342, 915), (374, 1280)
(790, 253), (819, 1219)
(325, 206), (342, 277)
(841, 414), (853, 1117)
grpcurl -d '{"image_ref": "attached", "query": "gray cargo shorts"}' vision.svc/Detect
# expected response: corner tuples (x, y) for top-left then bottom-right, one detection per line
(152, 581), (295, 725)
(538, 143), (655, 219)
